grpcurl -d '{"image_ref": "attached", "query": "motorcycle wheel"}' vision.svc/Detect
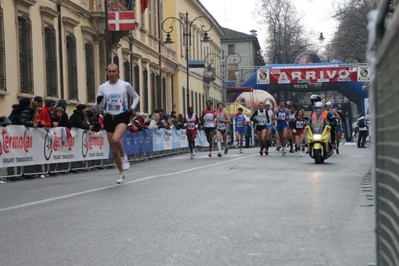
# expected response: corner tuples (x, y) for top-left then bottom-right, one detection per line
(314, 149), (323, 164)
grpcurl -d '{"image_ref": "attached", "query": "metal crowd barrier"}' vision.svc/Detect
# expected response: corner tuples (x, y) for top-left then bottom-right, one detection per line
(372, 1), (399, 265)
(0, 128), (224, 183)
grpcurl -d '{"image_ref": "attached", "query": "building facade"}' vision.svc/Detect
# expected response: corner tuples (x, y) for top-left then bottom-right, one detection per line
(0, 0), (223, 117)
(220, 27), (265, 87)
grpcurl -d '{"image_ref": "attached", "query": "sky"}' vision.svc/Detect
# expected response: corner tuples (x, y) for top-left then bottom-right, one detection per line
(199, 0), (338, 52)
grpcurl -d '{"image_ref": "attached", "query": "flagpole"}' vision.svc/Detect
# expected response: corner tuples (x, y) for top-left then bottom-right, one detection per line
(104, 0), (110, 65)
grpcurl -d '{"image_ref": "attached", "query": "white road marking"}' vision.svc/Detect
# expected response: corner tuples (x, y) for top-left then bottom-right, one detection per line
(0, 155), (256, 213)
(28, 186), (62, 193)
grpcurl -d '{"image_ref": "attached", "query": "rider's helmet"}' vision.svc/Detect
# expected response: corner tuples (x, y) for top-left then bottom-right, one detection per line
(310, 94), (322, 105)
(314, 101), (324, 115)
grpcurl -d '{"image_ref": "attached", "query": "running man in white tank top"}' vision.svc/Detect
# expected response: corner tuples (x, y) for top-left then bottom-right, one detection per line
(202, 100), (216, 157)
(215, 103), (231, 157)
(184, 106), (199, 159)
(93, 63), (140, 184)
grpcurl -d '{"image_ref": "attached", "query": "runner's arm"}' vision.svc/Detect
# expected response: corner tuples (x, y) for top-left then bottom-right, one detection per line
(126, 83), (140, 110)
(249, 110), (258, 122)
(225, 112), (231, 123)
(92, 86), (104, 111)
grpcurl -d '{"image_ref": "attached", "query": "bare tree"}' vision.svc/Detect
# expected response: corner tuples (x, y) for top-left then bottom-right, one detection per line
(255, 0), (314, 63)
(327, 0), (375, 63)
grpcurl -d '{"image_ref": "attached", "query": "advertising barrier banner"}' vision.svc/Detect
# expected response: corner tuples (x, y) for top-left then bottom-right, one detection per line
(0, 126), (109, 168)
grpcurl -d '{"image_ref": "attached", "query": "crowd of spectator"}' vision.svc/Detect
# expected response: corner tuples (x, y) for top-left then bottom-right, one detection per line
(128, 108), (187, 133)
(0, 97), (104, 133)
(0, 97), (189, 136)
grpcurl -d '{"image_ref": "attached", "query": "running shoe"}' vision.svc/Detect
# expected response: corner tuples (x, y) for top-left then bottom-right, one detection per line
(224, 148), (228, 154)
(116, 172), (125, 184)
(239, 148), (243, 154)
(190, 153), (194, 159)
(122, 155), (130, 171)
(208, 152), (212, 157)
(299, 153), (303, 157)
(289, 149), (295, 153)
(218, 152), (222, 157)
(282, 148), (286, 156)
(336, 148), (339, 154)
(276, 146), (281, 151)
(265, 149), (268, 155)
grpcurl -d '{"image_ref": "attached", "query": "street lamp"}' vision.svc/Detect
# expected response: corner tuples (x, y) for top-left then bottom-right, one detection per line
(161, 11), (213, 109)
(202, 51), (241, 103)
(222, 51), (241, 103)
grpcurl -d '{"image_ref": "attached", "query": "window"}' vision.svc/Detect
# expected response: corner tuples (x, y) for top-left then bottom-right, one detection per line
(228, 44), (235, 54)
(134, 65), (140, 111)
(156, 74), (161, 109)
(45, 26), (58, 97)
(18, 15), (34, 94)
(195, 92), (198, 115)
(182, 87), (186, 114)
(191, 91), (193, 108)
(66, 34), (78, 100)
(152, 0), (157, 36)
(85, 42), (95, 102)
(151, 72), (155, 110)
(197, 93), (202, 114)
(124, 61), (131, 83)
(148, 0), (152, 33)
(143, 69), (148, 112)
(0, 8), (5, 91)
(162, 77), (166, 112)
(113, 55), (119, 67)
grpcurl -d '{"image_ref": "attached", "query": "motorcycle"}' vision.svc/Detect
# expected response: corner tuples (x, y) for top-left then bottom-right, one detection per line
(305, 115), (334, 164)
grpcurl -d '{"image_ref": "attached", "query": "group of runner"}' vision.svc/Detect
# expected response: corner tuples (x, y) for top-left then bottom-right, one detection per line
(182, 99), (313, 159)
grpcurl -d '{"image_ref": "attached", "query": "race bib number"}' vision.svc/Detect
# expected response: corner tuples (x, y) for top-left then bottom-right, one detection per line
(187, 122), (195, 130)
(296, 121), (304, 128)
(206, 117), (213, 123)
(279, 113), (286, 120)
(217, 123), (226, 130)
(107, 100), (121, 112)
(237, 121), (243, 127)
(258, 118), (266, 125)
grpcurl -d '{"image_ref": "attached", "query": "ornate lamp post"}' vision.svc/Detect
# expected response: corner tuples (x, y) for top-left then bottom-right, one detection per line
(161, 11), (212, 109)
(202, 51), (241, 103)
(222, 52), (241, 103)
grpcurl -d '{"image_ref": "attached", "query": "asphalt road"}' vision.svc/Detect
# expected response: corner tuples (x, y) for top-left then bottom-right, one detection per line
(0, 144), (375, 266)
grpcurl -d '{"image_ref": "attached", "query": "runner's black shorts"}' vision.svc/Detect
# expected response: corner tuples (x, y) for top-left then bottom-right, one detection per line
(204, 127), (215, 134)
(104, 112), (130, 133)
(256, 125), (267, 132)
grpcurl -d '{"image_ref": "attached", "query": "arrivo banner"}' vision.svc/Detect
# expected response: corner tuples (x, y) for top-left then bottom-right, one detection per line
(0, 126), (109, 168)
(269, 66), (358, 84)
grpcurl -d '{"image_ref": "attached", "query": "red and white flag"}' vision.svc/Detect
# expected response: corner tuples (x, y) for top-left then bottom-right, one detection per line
(141, 0), (149, 14)
(108, 11), (135, 31)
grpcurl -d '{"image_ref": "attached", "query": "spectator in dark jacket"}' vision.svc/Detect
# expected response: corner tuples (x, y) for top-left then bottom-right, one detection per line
(55, 98), (71, 128)
(86, 109), (101, 132)
(70, 104), (91, 130)
(10, 98), (39, 128)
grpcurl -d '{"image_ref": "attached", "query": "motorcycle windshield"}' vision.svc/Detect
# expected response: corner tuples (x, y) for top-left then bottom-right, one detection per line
(310, 116), (325, 134)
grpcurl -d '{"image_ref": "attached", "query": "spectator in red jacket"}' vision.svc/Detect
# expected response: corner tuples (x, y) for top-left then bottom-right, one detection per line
(39, 99), (56, 127)
(135, 112), (148, 130)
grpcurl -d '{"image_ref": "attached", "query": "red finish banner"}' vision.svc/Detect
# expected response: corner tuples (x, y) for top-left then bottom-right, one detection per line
(269, 66), (358, 84)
